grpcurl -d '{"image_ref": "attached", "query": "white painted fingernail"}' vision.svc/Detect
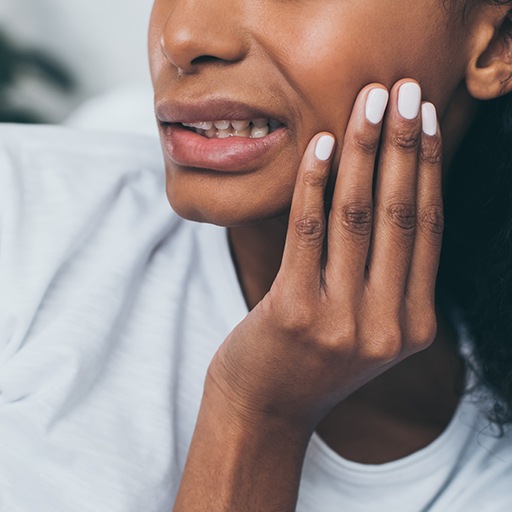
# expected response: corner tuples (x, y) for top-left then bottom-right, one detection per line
(315, 135), (335, 161)
(421, 102), (437, 136)
(398, 82), (421, 120)
(365, 88), (389, 124)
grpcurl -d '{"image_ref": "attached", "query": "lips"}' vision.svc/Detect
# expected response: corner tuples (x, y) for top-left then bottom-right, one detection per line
(161, 123), (289, 172)
(155, 98), (289, 127)
(156, 97), (290, 172)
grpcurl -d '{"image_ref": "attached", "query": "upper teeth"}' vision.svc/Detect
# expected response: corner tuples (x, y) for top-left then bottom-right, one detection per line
(182, 119), (271, 130)
(181, 118), (282, 139)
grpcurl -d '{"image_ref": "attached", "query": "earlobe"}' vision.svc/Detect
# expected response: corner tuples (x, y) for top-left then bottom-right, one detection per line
(465, 7), (512, 100)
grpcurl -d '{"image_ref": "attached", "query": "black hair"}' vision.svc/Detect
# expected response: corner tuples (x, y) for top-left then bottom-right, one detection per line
(440, 0), (512, 426)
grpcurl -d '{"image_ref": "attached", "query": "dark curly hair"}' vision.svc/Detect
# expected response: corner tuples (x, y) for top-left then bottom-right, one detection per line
(440, 0), (512, 426)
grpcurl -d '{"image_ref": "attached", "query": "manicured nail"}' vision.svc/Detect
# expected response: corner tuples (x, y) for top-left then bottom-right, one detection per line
(421, 102), (437, 136)
(365, 88), (389, 124)
(398, 82), (421, 120)
(315, 135), (335, 161)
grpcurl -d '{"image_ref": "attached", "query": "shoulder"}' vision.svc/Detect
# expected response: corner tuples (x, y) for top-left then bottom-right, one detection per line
(0, 123), (164, 192)
(0, 122), (161, 160)
(0, 124), (188, 315)
(0, 122), (179, 253)
(0, 123), (171, 224)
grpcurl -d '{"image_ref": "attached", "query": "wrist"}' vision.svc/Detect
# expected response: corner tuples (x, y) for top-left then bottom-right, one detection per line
(203, 367), (314, 446)
(173, 373), (312, 511)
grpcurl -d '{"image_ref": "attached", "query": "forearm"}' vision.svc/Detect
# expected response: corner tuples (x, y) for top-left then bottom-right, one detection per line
(173, 379), (311, 511)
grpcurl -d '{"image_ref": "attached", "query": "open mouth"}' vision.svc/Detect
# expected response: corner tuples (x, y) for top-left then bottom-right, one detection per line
(179, 118), (284, 139)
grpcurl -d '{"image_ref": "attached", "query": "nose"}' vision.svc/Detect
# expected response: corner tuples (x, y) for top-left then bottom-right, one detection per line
(160, 0), (249, 75)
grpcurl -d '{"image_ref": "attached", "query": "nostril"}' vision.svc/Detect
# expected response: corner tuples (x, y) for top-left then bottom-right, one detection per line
(191, 55), (222, 65)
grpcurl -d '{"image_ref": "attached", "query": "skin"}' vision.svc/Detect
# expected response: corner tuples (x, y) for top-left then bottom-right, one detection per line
(151, 0), (484, 226)
(149, 0), (512, 509)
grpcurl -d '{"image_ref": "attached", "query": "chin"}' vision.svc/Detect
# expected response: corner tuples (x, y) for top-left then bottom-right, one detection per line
(165, 179), (291, 228)
(164, 162), (294, 227)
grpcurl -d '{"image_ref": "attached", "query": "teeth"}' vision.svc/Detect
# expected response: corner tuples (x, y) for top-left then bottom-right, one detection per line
(217, 128), (231, 138)
(250, 125), (269, 138)
(231, 120), (250, 131)
(213, 120), (231, 130)
(252, 118), (268, 128)
(233, 127), (252, 137)
(194, 121), (213, 130)
(182, 121), (212, 130)
(184, 118), (282, 139)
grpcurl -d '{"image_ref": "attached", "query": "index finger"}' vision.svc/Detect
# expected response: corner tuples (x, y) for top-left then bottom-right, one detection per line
(278, 133), (335, 299)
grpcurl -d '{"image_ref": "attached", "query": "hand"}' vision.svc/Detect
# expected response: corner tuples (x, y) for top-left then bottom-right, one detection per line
(207, 78), (444, 434)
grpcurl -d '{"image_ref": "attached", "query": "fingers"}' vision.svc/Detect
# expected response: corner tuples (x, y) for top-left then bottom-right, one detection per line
(325, 79), (442, 322)
(325, 85), (388, 296)
(367, 80), (423, 303)
(279, 78), (442, 324)
(279, 133), (335, 298)
(405, 103), (443, 309)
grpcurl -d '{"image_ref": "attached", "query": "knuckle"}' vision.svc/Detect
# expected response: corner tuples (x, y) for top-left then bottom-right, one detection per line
(335, 202), (373, 237)
(281, 315), (310, 337)
(418, 204), (444, 237)
(277, 302), (315, 335)
(419, 136), (442, 166)
(339, 321), (358, 345)
(312, 331), (358, 361)
(303, 167), (328, 188)
(293, 213), (325, 243)
(390, 126), (421, 152)
(321, 322), (358, 350)
(351, 133), (379, 154)
(365, 329), (403, 362)
(385, 201), (416, 232)
(408, 316), (437, 350)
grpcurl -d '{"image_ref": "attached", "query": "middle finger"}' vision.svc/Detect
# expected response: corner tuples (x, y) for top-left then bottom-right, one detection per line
(368, 79), (422, 304)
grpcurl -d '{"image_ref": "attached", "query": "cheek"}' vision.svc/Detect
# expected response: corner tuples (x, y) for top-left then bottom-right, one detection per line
(272, 8), (460, 196)
(276, 7), (457, 134)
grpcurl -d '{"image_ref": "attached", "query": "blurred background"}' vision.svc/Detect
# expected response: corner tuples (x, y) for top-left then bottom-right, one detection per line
(0, 0), (157, 135)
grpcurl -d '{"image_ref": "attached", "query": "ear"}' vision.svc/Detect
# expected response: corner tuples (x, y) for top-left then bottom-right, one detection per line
(465, 4), (512, 100)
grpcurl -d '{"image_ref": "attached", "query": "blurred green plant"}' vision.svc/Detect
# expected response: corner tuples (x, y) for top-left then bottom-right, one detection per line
(0, 29), (74, 123)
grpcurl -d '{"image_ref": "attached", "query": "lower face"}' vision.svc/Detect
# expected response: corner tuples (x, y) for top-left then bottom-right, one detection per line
(149, 0), (469, 227)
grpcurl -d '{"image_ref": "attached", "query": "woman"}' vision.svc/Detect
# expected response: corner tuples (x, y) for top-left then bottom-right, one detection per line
(0, 0), (511, 510)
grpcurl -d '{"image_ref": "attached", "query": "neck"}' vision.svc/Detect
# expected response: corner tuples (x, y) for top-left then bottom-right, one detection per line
(228, 216), (288, 311)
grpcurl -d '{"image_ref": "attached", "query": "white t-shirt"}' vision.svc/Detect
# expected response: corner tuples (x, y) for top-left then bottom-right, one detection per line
(0, 124), (510, 512)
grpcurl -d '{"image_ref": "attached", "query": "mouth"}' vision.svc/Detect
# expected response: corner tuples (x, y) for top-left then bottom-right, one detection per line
(156, 97), (291, 172)
(160, 122), (289, 173)
(178, 118), (284, 139)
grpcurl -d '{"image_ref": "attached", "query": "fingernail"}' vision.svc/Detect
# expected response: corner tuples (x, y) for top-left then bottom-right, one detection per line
(365, 88), (389, 124)
(398, 82), (421, 120)
(421, 102), (437, 136)
(315, 135), (335, 161)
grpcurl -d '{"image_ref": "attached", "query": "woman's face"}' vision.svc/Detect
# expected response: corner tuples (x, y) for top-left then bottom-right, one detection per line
(149, 0), (471, 226)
